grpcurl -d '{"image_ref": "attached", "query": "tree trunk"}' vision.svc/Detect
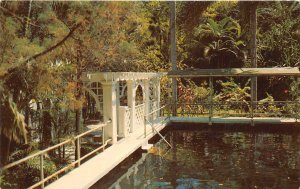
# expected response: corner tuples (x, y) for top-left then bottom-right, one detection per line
(0, 134), (12, 166)
(75, 109), (81, 134)
(42, 111), (52, 148)
(41, 99), (52, 149)
(75, 46), (83, 162)
(75, 108), (81, 162)
(24, 105), (32, 143)
(25, 0), (33, 37)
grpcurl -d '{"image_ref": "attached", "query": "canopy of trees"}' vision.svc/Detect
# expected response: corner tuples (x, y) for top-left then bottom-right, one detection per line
(0, 1), (299, 188)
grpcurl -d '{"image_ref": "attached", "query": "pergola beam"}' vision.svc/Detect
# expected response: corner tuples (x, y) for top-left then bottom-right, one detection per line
(168, 67), (300, 77)
(82, 72), (166, 83)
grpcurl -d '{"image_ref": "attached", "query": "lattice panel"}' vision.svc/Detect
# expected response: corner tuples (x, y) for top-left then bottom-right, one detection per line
(124, 108), (131, 134)
(135, 104), (145, 127)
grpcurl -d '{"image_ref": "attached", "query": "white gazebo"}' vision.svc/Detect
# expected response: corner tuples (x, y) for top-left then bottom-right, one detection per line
(82, 72), (166, 144)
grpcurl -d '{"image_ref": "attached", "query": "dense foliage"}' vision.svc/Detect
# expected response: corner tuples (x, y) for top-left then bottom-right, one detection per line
(0, 1), (299, 188)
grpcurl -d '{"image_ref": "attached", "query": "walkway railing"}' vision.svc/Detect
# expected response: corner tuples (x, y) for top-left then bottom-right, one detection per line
(2, 120), (112, 189)
(144, 105), (172, 148)
(169, 100), (299, 125)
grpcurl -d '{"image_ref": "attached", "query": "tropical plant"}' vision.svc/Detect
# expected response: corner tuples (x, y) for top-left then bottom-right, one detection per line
(258, 1), (300, 68)
(193, 17), (246, 68)
(0, 83), (27, 165)
(214, 79), (250, 113)
(281, 79), (300, 119)
(256, 93), (281, 117)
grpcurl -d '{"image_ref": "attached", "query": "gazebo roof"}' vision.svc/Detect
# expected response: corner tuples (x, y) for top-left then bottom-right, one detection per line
(168, 67), (300, 77)
(82, 72), (166, 82)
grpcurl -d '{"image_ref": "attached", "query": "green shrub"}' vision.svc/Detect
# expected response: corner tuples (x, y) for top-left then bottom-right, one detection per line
(1, 150), (57, 189)
(256, 93), (281, 117)
(214, 79), (250, 114)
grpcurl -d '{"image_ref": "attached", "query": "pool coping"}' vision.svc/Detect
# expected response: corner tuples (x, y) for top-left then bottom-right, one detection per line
(169, 116), (298, 124)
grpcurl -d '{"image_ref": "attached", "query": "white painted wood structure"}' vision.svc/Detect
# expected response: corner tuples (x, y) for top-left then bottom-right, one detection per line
(82, 72), (166, 144)
(168, 67), (300, 77)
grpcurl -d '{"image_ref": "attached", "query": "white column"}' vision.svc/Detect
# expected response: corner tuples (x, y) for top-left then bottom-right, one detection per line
(156, 78), (161, 118)
(116, 81), (120, 136)
(143, 80), (150, 122)
(102, 81), (118, 144)
(156, 78), (161, 110)
(127, 80), (136, 133)
(209, 77), (213, 126)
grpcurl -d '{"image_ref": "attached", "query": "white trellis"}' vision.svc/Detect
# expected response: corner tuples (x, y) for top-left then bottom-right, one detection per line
(82, 72), (165, 143)
(148, 78), (160, 120)
(118, 106), (131, 137)
(135, 103), (145, 128)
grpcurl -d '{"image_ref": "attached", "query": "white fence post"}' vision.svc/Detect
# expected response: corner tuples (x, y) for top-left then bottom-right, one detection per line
(156, 78), (161, 118)
(144, 80), (150, 123)
(127, 80), (136, 133)
(102, 81), (118, 144)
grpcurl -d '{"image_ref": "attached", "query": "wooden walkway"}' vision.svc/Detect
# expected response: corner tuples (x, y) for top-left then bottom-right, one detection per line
(45, 118), (167, 189)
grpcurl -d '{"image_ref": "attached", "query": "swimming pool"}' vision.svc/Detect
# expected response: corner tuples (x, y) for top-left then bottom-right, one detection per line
(91, 125), (300, 189)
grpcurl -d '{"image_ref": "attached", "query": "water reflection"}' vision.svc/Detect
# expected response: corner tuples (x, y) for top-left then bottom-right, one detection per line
(92, 130), (300, 189)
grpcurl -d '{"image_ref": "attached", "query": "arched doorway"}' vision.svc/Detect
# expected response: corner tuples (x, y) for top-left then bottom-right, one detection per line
(135, 85), (144, 105)
(119, 81), (128, 106)
(83, 82), (103, 124)
(135, 84), (145, 127)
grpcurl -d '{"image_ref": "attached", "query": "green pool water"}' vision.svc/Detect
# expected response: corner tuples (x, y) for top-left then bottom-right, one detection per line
(92, 127), (300, 189)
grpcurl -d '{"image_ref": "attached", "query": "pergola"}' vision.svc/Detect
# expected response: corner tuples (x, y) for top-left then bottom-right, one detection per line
(81, 72), (165, 144)
(168, 67), (300, 77)
(168, 67), (300, 125)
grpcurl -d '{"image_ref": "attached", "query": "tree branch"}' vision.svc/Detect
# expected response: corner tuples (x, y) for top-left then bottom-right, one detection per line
(24, 23), (81, 63)
(0, 6), (40, 28)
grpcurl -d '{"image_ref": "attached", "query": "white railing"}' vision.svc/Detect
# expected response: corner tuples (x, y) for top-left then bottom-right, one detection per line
(135, 103), (145, 128)
(172, 100), (300, 125)
(2, 121), (112, 189)
(144, 104), (172, 148)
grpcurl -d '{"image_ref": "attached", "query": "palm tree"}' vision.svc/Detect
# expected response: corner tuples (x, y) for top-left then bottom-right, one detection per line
(194, 17), (246, 68)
